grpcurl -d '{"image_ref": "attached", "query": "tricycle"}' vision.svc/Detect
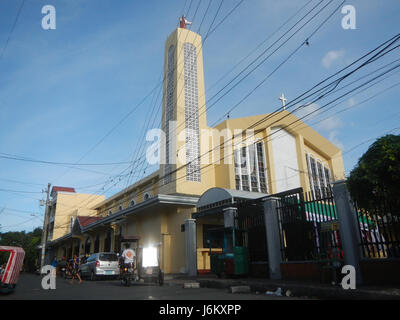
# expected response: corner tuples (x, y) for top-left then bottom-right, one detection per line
(0, 246), (25, 294)
(119, 236), (164, 286)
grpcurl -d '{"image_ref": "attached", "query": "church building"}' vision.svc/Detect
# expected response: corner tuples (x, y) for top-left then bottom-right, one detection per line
(45, 18), (345, 275)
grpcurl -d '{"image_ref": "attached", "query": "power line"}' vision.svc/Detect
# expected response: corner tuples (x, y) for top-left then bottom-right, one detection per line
(50, 31), (399, 231)
(204, 0), (314, 95)
(116, 0), (243, 190)
(0, 152), (134, 166)
(126, 0), (328, 182)
(106, 1), (244, 191)
(210, 0), (343, 126)
(51, 0), (212, 185)
(0, 188), (42, 194)
(0, 177), (44, 187)
(0, 206), (41, 215)
(119, 27), (398, 209)
(292, 67), (400, 132)
(155, 34), (400, 200)
(198, 0), (212, 34)
(55, 0), (346, 226)
(343, 127), (400, 156)
(0, 0), (25, 60)
(0, 217), (41, 230)
(123, 1), (208, 187)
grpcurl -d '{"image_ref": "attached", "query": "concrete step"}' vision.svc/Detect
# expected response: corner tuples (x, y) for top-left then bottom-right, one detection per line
(183, 282), (200, 289)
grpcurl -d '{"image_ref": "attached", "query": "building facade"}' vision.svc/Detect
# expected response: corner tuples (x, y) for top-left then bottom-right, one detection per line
(44, 22), (345, 274)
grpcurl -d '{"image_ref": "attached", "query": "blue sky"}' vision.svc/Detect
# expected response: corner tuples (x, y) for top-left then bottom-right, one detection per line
(0, 0), (399, 232)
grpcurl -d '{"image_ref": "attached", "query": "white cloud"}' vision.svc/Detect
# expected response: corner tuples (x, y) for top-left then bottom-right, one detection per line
(293, 102), (321, 121)
(322, 50), (345, 68)
(348, 97), (356, 107)
(317, 116), (343, 131)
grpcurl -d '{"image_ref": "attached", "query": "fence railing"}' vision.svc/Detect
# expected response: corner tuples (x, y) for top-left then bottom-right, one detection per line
(276, 188), (343, 263)
(353, 198), (400, 259)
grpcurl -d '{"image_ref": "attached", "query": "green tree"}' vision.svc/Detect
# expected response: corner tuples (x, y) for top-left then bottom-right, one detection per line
(347, 134), (400, 214)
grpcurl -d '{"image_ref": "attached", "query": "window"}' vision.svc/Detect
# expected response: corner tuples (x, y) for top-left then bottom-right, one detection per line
(306, 153), (332, 199)
(144, 193), (150, 201)
(118, 205), (123, 211)
(99, 253), (118, 262)
(184, 42), (201, 182)
(257, 142), (268, 193)
(108, 210), (112, 216)
(130, 199), (135, 207)
(164, 45), (175, 185)
(234, 141), (268, 193)
(234, 152), (241, 189)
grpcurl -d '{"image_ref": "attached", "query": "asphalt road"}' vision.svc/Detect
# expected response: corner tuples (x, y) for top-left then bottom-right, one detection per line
(1, 273), (302, 300)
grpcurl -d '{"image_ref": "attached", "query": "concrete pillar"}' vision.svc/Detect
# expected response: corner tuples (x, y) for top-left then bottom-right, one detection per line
(263, 197), (282, 280)
(332, 180), (363, 285)
(77, 236), (85, 256)
(185, 219), (197, 277)
(223, 207), (237, 228)
(99, 232), (105, 252)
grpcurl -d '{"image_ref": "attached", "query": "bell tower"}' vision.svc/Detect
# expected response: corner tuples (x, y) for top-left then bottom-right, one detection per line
(160, 18), (209, 194)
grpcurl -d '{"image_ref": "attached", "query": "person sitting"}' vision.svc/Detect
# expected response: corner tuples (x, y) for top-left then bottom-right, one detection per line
(121, 244), (136, 270)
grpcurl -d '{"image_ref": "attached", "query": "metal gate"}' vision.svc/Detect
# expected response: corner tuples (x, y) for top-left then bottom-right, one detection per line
(237, 200), (268, 276)
(275, 188), (343, 262)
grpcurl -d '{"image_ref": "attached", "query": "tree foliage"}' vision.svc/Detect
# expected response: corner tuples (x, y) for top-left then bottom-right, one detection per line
(347, 134), (400, 214)
(0, 228), (42, 272)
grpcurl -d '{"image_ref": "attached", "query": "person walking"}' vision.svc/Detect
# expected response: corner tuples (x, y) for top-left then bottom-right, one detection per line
(70, 254), (82, 284)
(58, 256), (67, 278)
(51, 256), (58, 277)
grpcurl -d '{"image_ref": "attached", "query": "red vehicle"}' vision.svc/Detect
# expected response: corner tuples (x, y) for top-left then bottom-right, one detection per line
(0, 246), (25, 293)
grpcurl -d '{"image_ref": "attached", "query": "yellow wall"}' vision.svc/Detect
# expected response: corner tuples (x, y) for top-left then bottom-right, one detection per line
(52, 192), (105, 241)
(163, 207), (194, 273)
(211, 111), (345, 194)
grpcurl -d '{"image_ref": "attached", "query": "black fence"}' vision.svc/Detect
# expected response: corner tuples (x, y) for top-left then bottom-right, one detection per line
(353, 197), (400, 259)
(275, 188), (343, 263)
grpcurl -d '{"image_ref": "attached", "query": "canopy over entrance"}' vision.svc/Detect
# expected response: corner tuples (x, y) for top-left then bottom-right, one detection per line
(195, 187), (268, 218)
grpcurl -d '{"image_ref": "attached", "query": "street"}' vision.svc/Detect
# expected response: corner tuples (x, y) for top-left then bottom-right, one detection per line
(1, 273), (304, 300)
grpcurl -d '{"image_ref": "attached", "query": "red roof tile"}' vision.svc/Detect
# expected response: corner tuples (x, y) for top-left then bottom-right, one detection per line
(76, 216), (102, 228)
(51, 186), (76, 194)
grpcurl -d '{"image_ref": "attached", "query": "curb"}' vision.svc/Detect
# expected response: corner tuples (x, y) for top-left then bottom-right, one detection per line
(195, 279), (400, 300)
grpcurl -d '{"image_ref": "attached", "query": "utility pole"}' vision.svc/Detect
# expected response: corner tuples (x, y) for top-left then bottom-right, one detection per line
(40, 183), (51, 270)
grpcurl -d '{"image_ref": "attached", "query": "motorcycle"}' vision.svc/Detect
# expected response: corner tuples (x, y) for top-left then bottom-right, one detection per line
(59, 266), (67, 279)
(120, 262), (134, 287)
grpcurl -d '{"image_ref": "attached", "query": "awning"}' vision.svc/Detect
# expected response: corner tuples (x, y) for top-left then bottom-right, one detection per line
(196, 187), (268, 212)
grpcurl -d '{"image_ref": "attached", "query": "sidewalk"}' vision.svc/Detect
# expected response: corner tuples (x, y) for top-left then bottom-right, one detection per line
(164, 274), (400, 300)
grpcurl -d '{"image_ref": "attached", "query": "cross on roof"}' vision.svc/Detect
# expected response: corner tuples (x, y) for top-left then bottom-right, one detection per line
(279, 93), (287, 110)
